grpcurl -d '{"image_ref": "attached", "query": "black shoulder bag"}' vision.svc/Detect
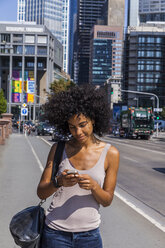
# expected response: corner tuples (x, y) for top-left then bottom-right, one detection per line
(9, 141), (65, 248)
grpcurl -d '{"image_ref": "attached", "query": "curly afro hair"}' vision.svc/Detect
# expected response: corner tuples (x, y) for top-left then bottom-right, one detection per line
(44, 84), (110, 136)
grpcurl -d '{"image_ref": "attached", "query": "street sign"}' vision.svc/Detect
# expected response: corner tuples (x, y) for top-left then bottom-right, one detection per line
(154, 108), (162, 112)
(21, 108), (28, 116)
(22, 103), (27, 108)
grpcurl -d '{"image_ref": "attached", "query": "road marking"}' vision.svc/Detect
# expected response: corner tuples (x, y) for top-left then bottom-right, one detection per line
(105, 139), (165, 156)
(114, 191), (165, 233)
(25, 136), (44, 172)
(122, 156), (139, 163)
(40, 137), (52, 146)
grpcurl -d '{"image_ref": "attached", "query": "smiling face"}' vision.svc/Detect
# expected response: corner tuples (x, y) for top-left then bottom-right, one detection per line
(68, 114), (94, 144)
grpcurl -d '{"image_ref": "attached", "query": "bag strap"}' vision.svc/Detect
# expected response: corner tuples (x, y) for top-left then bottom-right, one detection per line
(51, 141), (65, 181)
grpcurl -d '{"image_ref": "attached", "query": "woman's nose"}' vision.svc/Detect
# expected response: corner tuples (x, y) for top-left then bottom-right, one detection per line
(75, 127), (82, 135)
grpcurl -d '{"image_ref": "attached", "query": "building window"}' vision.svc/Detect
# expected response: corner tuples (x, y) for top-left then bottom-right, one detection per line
(97, 31), (118, 38)
(26, 62), (34, 68)
(13, 45), (23, 54)
(37, 46), (47, 55)
(25, 46), (35, 55)
(147, 37), (154, 43)
(25, 35), (35, 43)
(38, 62), (44, 68)
(138, 36), (145, 43)
(37, 36), (47, 44)
(13, 34), (23, 43)
(1, 34), (10, 43)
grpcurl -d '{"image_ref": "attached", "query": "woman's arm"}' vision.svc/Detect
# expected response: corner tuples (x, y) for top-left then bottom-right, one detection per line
(37, 144), (80, 200)
(78, 145), (120, 207)
(37, 144), (59, 200)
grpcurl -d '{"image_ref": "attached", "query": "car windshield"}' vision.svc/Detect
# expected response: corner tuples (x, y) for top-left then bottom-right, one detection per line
(43, 124), (51, 128)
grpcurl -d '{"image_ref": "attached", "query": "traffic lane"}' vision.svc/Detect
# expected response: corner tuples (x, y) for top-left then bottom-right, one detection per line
(100, 196), (165, 248)
(102, 137), (165, 217)
(106, 135), (165, 153)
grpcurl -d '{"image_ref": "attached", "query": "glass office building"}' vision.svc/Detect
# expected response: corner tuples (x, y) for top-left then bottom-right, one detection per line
(91, 39), (112, 86)
(89, 25), (123, 86)
(17, 0), (70, 73)
(139, 0), (165, 22)
(77, 0), (105, 84)
(124, 23), (165, 107)
(17, 0), (26, 22)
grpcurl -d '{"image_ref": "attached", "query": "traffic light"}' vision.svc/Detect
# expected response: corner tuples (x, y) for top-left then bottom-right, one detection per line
(110, 87), (113, 95)
(155, 113), (160, 120)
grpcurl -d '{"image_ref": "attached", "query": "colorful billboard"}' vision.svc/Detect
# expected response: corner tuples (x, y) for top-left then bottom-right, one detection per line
(12, 71), (35, 103)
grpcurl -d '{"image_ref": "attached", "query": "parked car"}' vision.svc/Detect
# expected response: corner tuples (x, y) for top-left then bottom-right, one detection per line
(37, 122), (54, 136)
(52, 128), (72, 142)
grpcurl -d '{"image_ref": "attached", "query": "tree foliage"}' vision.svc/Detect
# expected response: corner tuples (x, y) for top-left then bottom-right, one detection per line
(0, 89), (7, 115)
(49, 78), (75, 95)
(160, 107), (165, 120)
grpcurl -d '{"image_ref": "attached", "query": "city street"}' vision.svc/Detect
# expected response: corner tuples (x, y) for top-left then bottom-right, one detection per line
(0, 132), (165, 248)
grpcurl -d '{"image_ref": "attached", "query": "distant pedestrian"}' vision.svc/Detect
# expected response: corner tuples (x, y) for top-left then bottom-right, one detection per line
(37, 85), (120, 248)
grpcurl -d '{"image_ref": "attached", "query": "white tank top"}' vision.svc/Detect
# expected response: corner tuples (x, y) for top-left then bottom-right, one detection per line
(45, 143), (111, 232)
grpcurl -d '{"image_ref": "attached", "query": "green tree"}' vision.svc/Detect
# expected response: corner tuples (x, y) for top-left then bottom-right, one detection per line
(49, 78), (75, 95)
(0, 89), (7, 115)
(160, 107), (165, 120)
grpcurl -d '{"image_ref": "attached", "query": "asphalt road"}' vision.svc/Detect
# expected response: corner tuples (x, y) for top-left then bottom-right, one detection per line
(103, 135), (165, 219)
(0, 133), (165, 248)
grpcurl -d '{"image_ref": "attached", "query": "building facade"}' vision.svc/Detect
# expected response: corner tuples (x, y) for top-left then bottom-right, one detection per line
(0, 22), (63, 119)
(139, 0), (165, 22)
(89, 25), (123, 86)
(77, 0), (105, 84)
(17, 0), (71, 74)
(17, 0), (26, 22)
(124, 23), (165, 108)
(129, 0), (140, 27)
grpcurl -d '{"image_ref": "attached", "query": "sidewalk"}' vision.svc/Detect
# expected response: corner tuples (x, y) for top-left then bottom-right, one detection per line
(151, 132), (165, 141)
(0, 133), (42, 248)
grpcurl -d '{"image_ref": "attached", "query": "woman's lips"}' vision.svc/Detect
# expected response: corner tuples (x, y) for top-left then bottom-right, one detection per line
(77, 135), (85, 140)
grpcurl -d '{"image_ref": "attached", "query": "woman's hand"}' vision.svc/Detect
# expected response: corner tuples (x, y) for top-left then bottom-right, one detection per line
(78, 174), (97, 190)
(60, 170), (79, 187)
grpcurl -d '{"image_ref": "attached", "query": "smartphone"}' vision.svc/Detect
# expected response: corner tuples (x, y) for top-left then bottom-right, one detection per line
(67, 170), (78, 175)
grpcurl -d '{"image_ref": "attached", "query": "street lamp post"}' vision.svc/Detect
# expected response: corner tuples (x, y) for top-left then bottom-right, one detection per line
(133, 97), (139, 107)
(31, 94), (47, 122)
(121, 89), (159, 137)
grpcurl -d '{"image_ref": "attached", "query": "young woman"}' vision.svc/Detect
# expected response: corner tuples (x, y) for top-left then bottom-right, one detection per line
(37, 85), (120, 248)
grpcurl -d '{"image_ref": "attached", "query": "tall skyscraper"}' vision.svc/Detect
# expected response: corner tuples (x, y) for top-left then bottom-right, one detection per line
(17, 0), (71, 73)
(17, 0), (26, 22)
(129, 0), (139, 27)
(68, 0), (77, 77)
(139, 0), (165, 22)
(77, 0), (105, 84)
(89, 25), (123, 86)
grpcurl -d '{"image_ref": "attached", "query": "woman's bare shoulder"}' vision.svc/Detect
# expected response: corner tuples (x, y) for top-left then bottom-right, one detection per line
(108, 145), (119, 156)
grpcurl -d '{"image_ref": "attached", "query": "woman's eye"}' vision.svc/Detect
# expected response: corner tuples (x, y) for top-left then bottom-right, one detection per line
(79, 123), (87, 128)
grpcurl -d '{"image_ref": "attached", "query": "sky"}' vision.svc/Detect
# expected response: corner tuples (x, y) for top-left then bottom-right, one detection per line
(0, 0), (17, 22)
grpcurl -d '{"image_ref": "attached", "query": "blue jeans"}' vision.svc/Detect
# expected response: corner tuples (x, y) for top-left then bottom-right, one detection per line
(41, 224), (103, 248)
